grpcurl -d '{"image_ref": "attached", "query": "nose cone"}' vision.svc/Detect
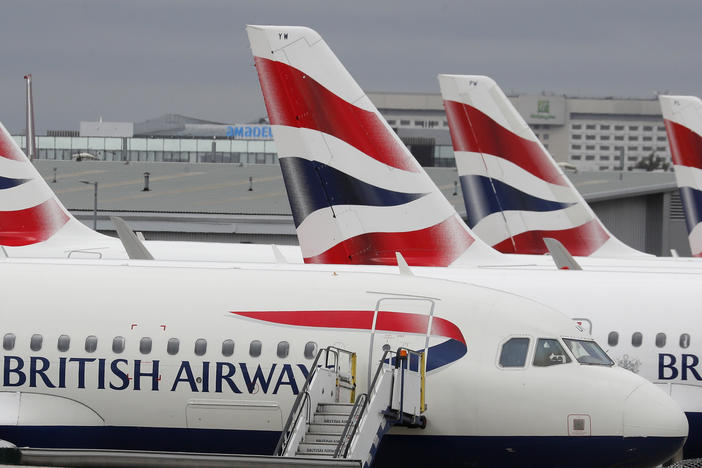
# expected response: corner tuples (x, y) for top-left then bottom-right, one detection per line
(621, 382), (687, 466)
(624, 382), (688, 438)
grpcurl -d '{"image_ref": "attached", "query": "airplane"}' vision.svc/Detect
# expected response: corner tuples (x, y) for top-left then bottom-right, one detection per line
(0, 123), (302, 263)
(659, 95), (702, 257)
(246, 25), (702, 460)
(0, 256), (689, 467)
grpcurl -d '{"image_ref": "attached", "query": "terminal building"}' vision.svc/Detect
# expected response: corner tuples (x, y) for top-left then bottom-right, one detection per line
(14, 92), (671, 173)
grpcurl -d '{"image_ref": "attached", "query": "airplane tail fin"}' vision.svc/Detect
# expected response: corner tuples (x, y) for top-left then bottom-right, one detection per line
(0, 123), (101, 247)
(438, 74), (647, 257)
(246, 26), (499, 266)
(660, 95), (702, 257)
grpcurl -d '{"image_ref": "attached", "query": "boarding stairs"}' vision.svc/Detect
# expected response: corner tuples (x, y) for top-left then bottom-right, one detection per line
(275, 346), (426, 468)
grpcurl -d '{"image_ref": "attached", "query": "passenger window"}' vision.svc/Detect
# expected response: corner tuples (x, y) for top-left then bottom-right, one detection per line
(194, 339), (207, 356)
(655, 333), (666, 348)
(140, 337), (152, 355)
(3, 333), (15, 351)
(167, 338), (179, 355)
(499, 337), (530, 368)
(249, 340), (262, 357)
(304, 341), (318, 360)
(57, 335), (70, 352)
(607, 332), (618, 347)
(533, 338), (571, 367)
(222, 339), (235, 357)
(112, 336), (125, 354)
(277, 341), (290, 359)
(30, 334), (43, 352)
(631, 332), (642, 347)
(85, 335), (98, 353)
(680, 334), (691, 349)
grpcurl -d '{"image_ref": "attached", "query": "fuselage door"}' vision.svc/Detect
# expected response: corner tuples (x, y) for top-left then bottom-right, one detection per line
(367, 297), (435, 391)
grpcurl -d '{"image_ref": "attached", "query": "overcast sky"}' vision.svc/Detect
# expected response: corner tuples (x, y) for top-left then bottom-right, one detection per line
(2, 0), (700, 134)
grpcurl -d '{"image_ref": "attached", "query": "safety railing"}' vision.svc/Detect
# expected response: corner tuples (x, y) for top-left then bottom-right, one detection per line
(274, 346), (357, 457)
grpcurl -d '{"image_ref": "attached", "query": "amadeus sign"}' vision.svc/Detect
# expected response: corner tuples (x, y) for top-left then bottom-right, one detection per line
(513, 95), (566, 125)
(226, 125), (273, 140)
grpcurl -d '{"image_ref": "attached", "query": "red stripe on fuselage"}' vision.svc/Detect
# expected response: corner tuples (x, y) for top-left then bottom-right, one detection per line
(303, 215), (474, 267)
(665, 119), (702, 169)
(254, 57), (419, 173)
(443, 100), (568, 186)
(231, 310), (465, 344)
(492, 218), (609, 256)
(0, 198), (70, 246)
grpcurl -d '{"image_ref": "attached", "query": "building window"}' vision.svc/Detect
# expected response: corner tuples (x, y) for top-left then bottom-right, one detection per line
(400, 120), (410, 126)
(643, 126), (653, 131)
(222, 339), (235, 357)
(194, 338), (207, 356)
(643, 136), (652, 141)
(614, 125), (624, 131)
(628, 136), (639, 141)
(657, 136), (667, 141)
(571, 155), (582, 160)
(585, 155), (595, 161)
(586, 145), (595, 150)
(585, 135), (596, 140)
(600, 145), (610, 150)
(572, 135), (582, 140)
(600, 125), (610, 130)
(572, 124), (582, 130)
(542, 134), (549, 140)
(113, 336), (125, 354)
(601, 135), (610, 141)
(57, 335), (70, 352)
(657, 126), (665, 131)
(629, 126), (639, 131)
(571, 144), (581, 150)
(167, 338), (179, 355)
(614, 136), (624, 141)
(586, 124), (596, 130)
(600, 156), (610, 161)
(30, 334), (43, 352)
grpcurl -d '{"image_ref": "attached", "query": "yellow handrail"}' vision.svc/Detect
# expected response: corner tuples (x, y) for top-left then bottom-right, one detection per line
(420, 351), (426, 413)
(350, 352), (357, 403)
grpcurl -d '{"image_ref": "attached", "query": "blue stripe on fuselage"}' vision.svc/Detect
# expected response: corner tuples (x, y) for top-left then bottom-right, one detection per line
(460, 175), (574, 228)
(280, 157), (427, 228)
(0, 425), (684, 468)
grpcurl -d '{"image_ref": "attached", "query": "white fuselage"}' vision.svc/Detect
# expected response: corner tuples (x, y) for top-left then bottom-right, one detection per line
(0, 259), (687, 467)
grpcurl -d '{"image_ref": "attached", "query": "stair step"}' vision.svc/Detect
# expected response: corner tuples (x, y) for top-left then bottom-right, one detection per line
(297, 443), (337, 456)
(304, 433), (343, 445)
(313, 413), (351, 425)
(308, 423), (346, 434)
(317, 403), (354, 414)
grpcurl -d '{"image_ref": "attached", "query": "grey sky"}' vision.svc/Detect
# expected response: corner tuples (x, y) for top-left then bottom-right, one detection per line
(2, 0), (700, 134)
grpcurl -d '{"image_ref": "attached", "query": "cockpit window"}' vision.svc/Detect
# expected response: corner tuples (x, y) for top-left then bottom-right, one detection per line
(533, 338), (571, 367)
(563, 339), (614, 366)
(499, 337), (530, 368)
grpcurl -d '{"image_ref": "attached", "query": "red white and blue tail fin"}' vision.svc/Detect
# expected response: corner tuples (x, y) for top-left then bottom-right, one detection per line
(660, 95), (702, 257)
(438, 74), (647, 257)
(247, 26), (499, 266)
(0, 123), (105, 248)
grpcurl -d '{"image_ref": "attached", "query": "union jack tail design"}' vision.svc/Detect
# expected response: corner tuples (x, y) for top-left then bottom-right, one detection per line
(247, 26), (499, 266)
(0, 123), (99, 247)
(660, 95), (702, 257)
(438, 74), (646, 257)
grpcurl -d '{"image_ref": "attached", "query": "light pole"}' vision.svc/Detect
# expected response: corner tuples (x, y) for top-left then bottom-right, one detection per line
(80, 180), (98, 230)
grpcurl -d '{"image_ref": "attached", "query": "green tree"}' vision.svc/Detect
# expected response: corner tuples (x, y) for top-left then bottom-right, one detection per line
(630, 152), (670, 171)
